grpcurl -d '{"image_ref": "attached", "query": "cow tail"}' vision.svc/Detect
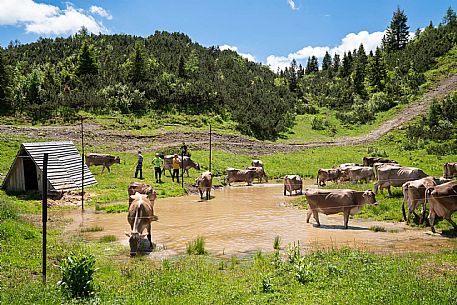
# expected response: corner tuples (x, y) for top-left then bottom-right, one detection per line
(423, 187), (433, 225)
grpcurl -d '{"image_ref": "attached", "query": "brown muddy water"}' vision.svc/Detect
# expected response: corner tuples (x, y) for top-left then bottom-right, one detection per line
(59, 183), (456, 257)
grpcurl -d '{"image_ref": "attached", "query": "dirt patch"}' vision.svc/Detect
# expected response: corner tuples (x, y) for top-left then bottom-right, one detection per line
(1, 73), (457, 155)
(418, 261), (457, 278)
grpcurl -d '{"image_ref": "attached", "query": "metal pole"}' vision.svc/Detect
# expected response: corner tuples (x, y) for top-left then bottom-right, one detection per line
(181, 150), (184, 189)
(42, 153), (48, 283)
(81, 116), (84, 211)
(209, 124), (212, 172)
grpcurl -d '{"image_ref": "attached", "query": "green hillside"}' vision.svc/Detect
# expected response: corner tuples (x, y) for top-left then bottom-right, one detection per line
(1, 7), (456, 142)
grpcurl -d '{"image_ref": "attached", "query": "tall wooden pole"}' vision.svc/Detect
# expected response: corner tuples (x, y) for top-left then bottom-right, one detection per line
(42, 153), (48, 283)
(81, 116), (84, 211)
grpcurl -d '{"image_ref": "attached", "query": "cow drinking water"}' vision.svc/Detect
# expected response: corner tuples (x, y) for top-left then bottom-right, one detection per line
(125, 192), (155, 256)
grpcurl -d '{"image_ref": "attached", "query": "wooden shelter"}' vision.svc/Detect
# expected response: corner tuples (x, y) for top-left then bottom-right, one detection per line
(1, 141), (96, 193)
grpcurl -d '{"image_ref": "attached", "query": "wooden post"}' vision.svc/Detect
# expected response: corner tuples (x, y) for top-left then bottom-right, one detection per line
(42, 153), (48, 283)
(81, 116), (84, 211)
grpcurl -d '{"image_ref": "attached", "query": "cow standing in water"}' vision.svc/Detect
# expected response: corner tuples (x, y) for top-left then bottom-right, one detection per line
(85, 153), (120, 173)
(305, 189), (377, 229)
(126, 192), (155, 256)
(284, 175), (303, 196)
(196, 171), (213, 200)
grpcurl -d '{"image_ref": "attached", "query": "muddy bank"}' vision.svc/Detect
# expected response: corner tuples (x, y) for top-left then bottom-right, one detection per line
(59, 184), (456, 257)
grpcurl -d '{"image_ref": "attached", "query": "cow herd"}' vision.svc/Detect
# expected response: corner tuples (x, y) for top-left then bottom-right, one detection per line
(87, 152), (456, 255)
(304, 157), (457, 231)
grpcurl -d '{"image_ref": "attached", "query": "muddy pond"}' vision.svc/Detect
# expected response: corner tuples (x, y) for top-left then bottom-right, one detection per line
(60, 183), (456, 257)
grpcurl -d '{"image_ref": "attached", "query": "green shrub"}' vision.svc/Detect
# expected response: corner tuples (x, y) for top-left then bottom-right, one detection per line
(58, 253), (97, 298)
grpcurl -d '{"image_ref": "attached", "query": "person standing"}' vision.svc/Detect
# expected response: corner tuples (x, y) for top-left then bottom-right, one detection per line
(172, 154), (180, 182)
(135, 150), (143, 179)
(152, 153), (163, 183)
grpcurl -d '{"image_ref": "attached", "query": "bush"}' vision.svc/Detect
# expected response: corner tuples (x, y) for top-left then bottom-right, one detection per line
(367, 92), (395, 113)
(58, 253), (97, 298)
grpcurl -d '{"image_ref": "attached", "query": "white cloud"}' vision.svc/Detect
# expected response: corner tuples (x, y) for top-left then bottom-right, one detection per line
(287, 0), (298, 11)
(267, 30), (386, 71)
(0, 0), (109, 35)
(90, 5), (112, 20)
(220, 44), (256, 62)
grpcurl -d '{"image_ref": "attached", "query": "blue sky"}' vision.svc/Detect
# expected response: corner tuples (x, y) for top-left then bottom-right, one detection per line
(0, 0), (454, 70)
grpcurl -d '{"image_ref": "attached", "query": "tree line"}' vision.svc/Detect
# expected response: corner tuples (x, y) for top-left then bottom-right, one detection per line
(0, 7), (456, 140)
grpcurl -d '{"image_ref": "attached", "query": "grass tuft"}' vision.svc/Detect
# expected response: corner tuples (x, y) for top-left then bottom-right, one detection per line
(186, 236), (207, 255)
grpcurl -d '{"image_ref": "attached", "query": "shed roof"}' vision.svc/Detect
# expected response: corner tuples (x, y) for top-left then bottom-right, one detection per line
(2, 141), (96, 192)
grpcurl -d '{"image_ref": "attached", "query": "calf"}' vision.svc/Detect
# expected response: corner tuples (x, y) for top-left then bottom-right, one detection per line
(284, 175), (303, 196)
(85, 153), (120, 173)
(225, 168), (256, 186)
(305, 189), (377, 229)
(196, 171), (213, 200)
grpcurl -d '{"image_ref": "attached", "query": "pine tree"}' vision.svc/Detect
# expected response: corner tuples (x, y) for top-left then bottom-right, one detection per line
(442, 7), (457, 28)
(382, 7), (410, 53)
(322, 51), (333, 77)
(76, 40), (98, 77)
(365, 47), (387, 93)
(127, 41), (147, 84)
(332, 54), (341, 73)
(0, 47), (10, 113)
(339, 52), (352, 78)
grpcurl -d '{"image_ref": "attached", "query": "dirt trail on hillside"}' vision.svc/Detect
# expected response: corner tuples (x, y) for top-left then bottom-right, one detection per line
(1, 73), (457, 155)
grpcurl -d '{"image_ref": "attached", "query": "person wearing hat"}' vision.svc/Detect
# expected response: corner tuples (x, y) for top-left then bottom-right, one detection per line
(152, 153), (163, 183)
(172, 154), (180, 182)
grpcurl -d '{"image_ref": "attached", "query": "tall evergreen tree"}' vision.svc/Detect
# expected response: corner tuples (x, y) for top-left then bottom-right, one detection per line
(76, 40), (98, 77)
(127, 41), (147, 84)
(322, 51), (332, 72)
(365, 47), (387, 93)
(305, 56), (319, 74)
(339, 52), (352, 78)
(0, 47), (10, 113)
(442, 7), (457, 28)
(382, 7), (410, 53)
(332, 54), (341, 73)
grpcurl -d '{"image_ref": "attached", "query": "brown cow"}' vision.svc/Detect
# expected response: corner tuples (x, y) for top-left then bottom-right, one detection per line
(225, 168), (256, 186)
(247, 166), (268, 183)
(162, 155), (200, 176)
(284, 175), (303, 196)
(373, 162), (401, 179)
(347, 166), (374, 183)
(363, 156), (398, 167)
(402, 177), (450, 224)
(196, 171), (212, 200)
(317, 168), (341, 186)
(426, 180), (457, 233)
(125, 192), (154, 256)
(85, 153), (120, 173)
(128, 182), (157, 207)
(443, 162), (457, 179)
(374, 166), (428, 196)
(305, 189), (377, 229)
